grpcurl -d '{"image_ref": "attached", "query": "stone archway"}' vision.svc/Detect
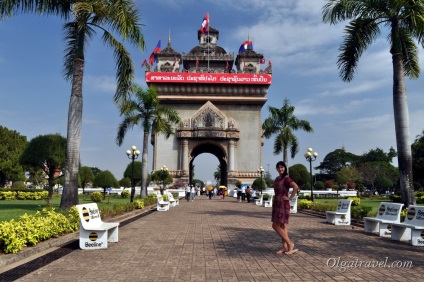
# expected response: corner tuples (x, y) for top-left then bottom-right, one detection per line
(189, 142), (228, 186)
(147, 24), (272, 190)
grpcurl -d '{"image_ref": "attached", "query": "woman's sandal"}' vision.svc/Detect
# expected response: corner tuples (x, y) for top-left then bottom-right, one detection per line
(285, 249), (299, 255)
(275, 249), (287, 255)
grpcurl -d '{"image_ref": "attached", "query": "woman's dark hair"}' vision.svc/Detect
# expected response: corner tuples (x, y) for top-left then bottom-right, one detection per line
(275, 161), (288, 177)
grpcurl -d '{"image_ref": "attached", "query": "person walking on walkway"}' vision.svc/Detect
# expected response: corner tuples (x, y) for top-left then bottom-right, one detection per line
(246, 186), (252, 203)
(272, 161), (299, 255)
(185, 185), (190, 202)
(236, 185), (242, 203)
(190, 185), (195, 201)
(241, 185), (246, 202)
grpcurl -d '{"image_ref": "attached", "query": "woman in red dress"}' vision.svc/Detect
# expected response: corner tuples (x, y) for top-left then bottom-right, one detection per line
(272, 161), (299, 255)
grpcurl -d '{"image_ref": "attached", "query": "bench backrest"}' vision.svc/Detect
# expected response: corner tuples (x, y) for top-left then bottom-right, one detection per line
(335, 199), (352, 213)
(76, 203), (103, 229)
(404, 205), (424, 226)
(374, 202), (404, 222)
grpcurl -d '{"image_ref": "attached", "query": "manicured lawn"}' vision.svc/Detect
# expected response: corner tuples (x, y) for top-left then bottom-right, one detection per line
(0, 194), (135, 222)
(315, 197), (390, 214)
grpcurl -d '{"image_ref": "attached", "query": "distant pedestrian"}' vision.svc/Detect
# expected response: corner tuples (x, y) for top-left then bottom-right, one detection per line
(241, 185), (246, 202)
(196, 186), (200, 199)
(237, 185), (242, 203)
(190, 185), (195, 201)
(246, 186), (252, 203)
(185, 185), (190, 202)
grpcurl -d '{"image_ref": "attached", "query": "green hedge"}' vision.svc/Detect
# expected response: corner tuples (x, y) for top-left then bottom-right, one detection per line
(0, 191), (48, 200)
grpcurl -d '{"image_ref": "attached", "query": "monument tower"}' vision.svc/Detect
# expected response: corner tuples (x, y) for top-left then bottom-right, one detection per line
(145, 25), (272, 190)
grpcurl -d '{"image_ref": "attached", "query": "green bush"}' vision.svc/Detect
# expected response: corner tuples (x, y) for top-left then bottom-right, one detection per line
(134, 199), (144, 209)
(162, 194), (168, 201)
(121, 190), (130, 198)
(389, 194), (402, 203)
(347, 197), (360, 206)
(0, 208), (80, 254)
(416, 196), (424, 204)
(12, 181), (26, 189)
(263, 194), (270, 200)
(298, 199), (313, 209)
(90, 192), (102, 203)
(351, 206), (372, 219)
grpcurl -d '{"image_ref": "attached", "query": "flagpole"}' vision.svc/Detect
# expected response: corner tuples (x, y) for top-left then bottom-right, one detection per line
(207, 12), (210, 70)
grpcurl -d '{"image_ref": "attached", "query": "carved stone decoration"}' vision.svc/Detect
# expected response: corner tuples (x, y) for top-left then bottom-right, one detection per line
(227, 118), (238, 129)
(191, 101), (225, 129)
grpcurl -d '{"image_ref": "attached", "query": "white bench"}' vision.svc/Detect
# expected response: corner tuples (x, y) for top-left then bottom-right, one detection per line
(263, 194), (273, 208)
(326, 199), (353, 225)
(157, 194), (170, 211)
(76, 203), (119, 250)
(166, 191), (179, 207)
(391, 205), (424, 246)
(290, 196), (298, 214)
(364, 202), (404, 237)
(254, 194), (263, 206)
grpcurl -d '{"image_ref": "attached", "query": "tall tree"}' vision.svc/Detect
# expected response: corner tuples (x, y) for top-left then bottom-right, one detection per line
(123, 160), (142, 186)
(93, 170), (119, 199)
(315, 148), (359, 178)
(19, 134), (66, 205)
(262, 98), (313, 167)
(79, 166), (94, 193)
(0, 126), (27, 186)
(412, 130), (424, 189)
(60, 1), (145, 210)
(116, 84), (181, 198)
(0, 1), (145, 210)
(322, 0), (421, 206)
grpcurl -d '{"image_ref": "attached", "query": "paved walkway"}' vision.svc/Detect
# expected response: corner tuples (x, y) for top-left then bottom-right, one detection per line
(1, 196), (424, 281)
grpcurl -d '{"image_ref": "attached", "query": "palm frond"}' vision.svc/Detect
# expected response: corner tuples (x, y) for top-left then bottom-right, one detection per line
(337, 18), (380, 82)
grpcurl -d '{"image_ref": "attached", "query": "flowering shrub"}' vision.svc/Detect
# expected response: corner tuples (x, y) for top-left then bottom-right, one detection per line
(324, 180), (333, 188)
(121, 190), (130, 198)
(90, 192), (102, 202)
(347, 197), (360, 206)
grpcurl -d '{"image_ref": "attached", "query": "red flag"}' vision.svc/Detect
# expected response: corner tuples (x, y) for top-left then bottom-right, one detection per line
(196, 57), (199, 67)
(226, 61), (229, 69)
(141, 59), (147, 67)
(260, 57), (265, 64)
(149, 39), (161, 65)
(200, 13), (209, 35)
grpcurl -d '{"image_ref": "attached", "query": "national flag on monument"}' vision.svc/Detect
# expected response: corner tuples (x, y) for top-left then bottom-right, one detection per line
(239, 40), (253, 53)
(200, 13), (209, 35)
(141, 59), (147, 67)
(260, 57), (266, 64)
(226, 60), (229, 69)
(149, 39), (161, 65)
(196, 57), (199, 67)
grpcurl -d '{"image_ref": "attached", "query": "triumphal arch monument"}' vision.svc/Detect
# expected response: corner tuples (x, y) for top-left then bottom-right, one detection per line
(144, 26), (272, 190)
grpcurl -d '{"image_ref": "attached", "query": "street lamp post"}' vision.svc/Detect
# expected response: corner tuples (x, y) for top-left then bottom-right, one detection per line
(304, 148), (318, 202)
(160, 165), (168, 195)
(126, 146), (140, 203)
(257, 166), (264, 195)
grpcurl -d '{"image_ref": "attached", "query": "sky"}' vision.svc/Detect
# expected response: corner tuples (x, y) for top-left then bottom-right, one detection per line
(1, 0), (423, 184)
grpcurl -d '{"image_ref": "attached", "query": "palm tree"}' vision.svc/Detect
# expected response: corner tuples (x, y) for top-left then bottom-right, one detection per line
(116, 84), (181, 198)
(0, 1), (145, 210)
(262, 98), (313, 167)
(322, 0), (421, 206)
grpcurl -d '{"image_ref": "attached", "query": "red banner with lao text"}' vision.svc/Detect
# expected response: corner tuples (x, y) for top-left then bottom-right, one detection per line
(145, 72), (272, 85)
